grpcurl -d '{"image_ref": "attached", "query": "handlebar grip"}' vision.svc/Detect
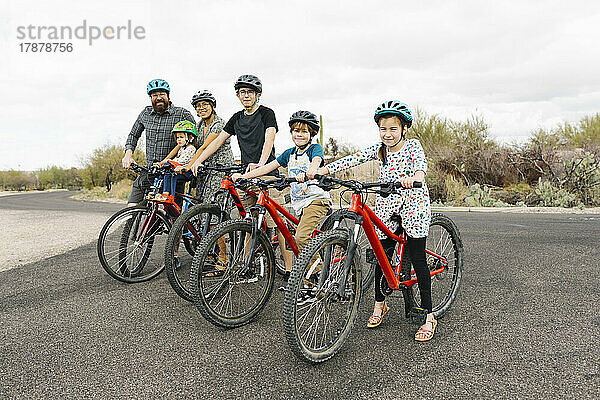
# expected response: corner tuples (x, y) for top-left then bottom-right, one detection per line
(413, 181), (423, 188)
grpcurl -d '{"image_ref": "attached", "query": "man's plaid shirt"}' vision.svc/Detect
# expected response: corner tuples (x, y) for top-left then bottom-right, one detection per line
(125, 104), (196, 166)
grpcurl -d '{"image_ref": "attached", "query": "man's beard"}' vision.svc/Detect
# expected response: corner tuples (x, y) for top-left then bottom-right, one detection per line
(152, 99), (168, 113)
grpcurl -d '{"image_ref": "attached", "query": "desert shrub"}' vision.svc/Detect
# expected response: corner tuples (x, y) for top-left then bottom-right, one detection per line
(107, 179), (134, 201)
(81, 144), (145, 191)
(425, 168), (447, 203)
(464, 184), (510, 207)
(561, 152), (600, 206)
(0, 170), (36, 190)
(444, 175), (468, 206)
(533, 181), (578, 208)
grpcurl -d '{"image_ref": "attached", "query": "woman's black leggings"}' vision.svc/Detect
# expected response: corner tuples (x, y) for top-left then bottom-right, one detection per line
(374, 235), (432, 312)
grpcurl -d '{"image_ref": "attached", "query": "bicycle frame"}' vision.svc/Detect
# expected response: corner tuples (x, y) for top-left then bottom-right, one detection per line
(338, 192), (449, 291)
(178, 176), (258, 244)
(254, 190), (301, 255)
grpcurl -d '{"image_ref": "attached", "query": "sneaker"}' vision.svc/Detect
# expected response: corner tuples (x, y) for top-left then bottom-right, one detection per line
(296, 286), (317, 306)
(278, 272), (290, 291)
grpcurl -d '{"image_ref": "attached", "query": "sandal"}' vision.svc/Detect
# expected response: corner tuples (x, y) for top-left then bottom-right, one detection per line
(415, 313), (437, 342)
(367, 302), (390, 328)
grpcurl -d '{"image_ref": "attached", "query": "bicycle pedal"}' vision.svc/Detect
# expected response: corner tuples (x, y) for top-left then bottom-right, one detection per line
(408, 306), (428, 325)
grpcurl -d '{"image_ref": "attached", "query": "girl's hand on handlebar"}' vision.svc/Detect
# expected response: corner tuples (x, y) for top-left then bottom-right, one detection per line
(399, 176), (418, 188)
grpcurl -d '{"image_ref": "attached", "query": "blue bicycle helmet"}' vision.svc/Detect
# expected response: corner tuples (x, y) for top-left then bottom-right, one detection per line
(374, 100), (413, 128)
(147, 79), (170, 95)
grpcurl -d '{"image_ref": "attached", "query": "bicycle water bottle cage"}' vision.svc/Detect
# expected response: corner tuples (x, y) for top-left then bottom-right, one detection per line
(408, 306), (428, 325)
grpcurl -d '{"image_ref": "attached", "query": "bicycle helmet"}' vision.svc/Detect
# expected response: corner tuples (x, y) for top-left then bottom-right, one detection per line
(234, 74), (262, 93)
(147, 79), (170, 95)
(373, 100), (413, 128)
(289, 111), (320, 135)
(171, 121), (198, 141)
(191, 90), (217, 107)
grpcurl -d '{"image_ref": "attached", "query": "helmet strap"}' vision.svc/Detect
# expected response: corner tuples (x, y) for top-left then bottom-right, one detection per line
(296, 142), (311, 151)
(244, 95), (260, 112)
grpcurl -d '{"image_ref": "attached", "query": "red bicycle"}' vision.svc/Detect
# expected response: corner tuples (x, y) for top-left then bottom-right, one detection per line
(189, 176), (349, 328)
(282, 175), (464, 362)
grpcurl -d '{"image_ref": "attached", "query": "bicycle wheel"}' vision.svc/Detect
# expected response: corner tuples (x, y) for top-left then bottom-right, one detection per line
(97, 205), (170, 283)
(190, 219), (276, 328)
(321, 209), (373, 292)
(164, 203), (225, 302)
(405, 213), (464, 318)
(283, 228), (362, 363)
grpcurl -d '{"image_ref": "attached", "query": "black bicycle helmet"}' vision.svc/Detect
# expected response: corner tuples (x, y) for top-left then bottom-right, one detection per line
(374, 100), (413, 128)
(234, 74), (262, 93)
(191, 90), (217, 107)
(288, 110), (320, 134)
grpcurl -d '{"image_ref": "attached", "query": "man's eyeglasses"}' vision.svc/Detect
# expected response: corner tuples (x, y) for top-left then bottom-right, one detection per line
(237, 89), (255, 97)
(150, 92), (168, 99)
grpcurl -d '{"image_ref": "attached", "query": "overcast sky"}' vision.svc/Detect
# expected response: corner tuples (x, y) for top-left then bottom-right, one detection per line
(1, 0), (600, 171)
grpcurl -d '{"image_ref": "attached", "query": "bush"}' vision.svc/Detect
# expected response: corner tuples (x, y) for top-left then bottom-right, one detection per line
(534, 181), (578, 208)
(464, 184), (510, 207)
(0, 170), (36, 190)
(81, 144), (145, 191)
(107, 179), (134, 201)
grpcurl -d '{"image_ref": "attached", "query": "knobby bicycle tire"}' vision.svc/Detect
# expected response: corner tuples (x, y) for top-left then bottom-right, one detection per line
(321, 209), (373, 293)
(404, 213), (464, 318)
(190, 219), (276, 328)
(283, 228), (362, 363)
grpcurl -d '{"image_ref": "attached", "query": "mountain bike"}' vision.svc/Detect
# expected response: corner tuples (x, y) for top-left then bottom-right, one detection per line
(189, 176), (336, 328)
(282, 175), (464, 363)
(97, 163), (202, 283)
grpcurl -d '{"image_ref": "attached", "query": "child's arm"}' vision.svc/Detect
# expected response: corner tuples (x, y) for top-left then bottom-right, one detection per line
(156, 145), (181, 165)
(315, 143), (380, 176)
(299, 156), (323, 182)
(232, 160), (280, 182)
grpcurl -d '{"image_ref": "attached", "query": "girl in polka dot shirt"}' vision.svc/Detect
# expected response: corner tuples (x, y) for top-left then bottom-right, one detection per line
(313, 100), (436, 342)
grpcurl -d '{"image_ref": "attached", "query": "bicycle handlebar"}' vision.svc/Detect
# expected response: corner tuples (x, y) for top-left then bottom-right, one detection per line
(130, 162), (245, 175)
(236, 176), (297, 191)
(313, 174), (422, 194)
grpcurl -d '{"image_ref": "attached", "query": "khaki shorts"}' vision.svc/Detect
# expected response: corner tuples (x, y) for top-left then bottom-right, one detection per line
(295, 199), (331, 253)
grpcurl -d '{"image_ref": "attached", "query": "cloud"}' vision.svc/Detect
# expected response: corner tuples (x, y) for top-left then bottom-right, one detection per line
(1, 0), (600, 169)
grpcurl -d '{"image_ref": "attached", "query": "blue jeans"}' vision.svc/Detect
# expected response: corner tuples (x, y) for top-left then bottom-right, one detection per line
(162, 171), (194, 195)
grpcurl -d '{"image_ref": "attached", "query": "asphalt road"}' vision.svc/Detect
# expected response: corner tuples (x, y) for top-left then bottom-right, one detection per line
(1, 193), (599, 399)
